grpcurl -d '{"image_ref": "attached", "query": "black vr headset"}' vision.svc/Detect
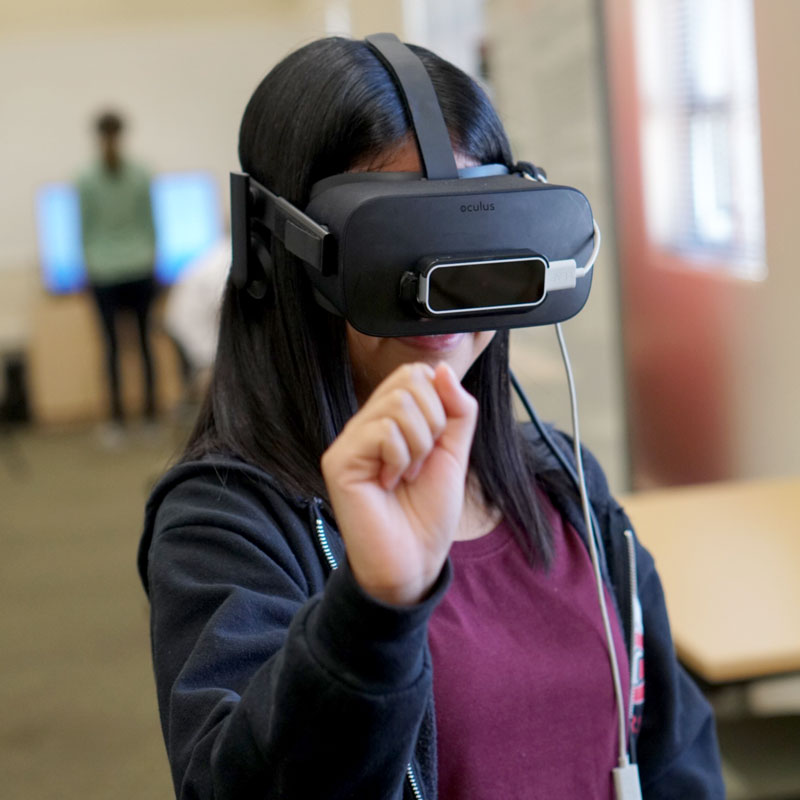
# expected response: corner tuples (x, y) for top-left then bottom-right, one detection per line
(230, 32), (600, 337)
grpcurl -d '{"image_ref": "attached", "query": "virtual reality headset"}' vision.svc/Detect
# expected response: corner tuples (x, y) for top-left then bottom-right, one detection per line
(230, 33), (600, 337)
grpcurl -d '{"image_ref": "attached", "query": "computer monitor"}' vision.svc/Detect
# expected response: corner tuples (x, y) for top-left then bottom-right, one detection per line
(35, 170), (223, 294)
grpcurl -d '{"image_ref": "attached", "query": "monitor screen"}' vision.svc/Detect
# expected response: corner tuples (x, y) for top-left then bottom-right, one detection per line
(35, 170), (223, 294)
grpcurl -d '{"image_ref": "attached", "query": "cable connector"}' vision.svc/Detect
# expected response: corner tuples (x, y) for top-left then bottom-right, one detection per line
(613, 763), (642, 800)
(543, 219), (601, 294)
(545, 259), (578, 291)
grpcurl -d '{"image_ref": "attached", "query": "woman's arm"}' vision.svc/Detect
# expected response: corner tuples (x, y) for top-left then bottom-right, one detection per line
(147, 468), (448, 800)
(147, 360), (475, 798)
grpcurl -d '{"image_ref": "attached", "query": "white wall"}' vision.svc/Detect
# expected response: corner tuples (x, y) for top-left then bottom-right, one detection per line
(731, 0), (800, 478)
(0, 5), (332, 349)
(0, 18), (327, 272)
(488, 0), (629, 491)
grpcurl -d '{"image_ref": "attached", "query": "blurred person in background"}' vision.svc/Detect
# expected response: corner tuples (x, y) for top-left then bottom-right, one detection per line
(162, 235), (230, 421)
(78, 110), (158, 445)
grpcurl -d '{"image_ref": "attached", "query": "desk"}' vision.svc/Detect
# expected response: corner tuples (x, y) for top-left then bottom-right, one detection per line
(28, 292), (182, 424)
(621, 477), (800, 684)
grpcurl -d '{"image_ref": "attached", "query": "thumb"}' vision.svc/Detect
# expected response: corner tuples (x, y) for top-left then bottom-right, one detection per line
(432, 362), (478, 468)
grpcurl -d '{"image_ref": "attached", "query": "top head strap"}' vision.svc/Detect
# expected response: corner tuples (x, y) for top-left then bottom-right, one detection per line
(365, 33), (459, 181)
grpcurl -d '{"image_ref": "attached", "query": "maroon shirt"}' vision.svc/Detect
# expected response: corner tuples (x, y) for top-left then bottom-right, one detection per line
(428, 493), (629, 799)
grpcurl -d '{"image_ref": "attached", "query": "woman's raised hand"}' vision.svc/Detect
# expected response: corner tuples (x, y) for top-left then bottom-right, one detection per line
(321, 362), (478, 606)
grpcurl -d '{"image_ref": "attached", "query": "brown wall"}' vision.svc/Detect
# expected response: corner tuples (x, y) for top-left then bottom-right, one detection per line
(604, 0), (741, 487)
(605, 0), (800, 486)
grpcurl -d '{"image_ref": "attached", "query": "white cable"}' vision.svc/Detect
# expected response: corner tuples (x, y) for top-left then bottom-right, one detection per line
(521, 165), (600, 281)
(545, 220), (602, 293)
(525, 163), (639, 797)
(555, 322), (628, 769)
(576, 220), (602, 277)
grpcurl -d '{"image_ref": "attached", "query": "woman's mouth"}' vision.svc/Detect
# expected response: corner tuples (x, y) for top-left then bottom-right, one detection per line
(397, 333), (466, 352)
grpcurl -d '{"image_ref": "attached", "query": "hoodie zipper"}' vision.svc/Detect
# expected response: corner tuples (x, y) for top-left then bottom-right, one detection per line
(314, 513), (338, 571)
(406, 763), (425, 800)
(314, 510), (426, 800)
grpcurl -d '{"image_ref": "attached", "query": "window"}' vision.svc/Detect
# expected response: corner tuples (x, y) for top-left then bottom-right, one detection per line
(634, 0), (765, 278)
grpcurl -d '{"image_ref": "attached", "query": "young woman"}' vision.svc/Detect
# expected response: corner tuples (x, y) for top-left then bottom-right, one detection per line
(138, 36), (724, 800)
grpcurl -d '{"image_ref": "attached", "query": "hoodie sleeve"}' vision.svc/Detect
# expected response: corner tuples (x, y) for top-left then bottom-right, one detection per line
(144, 466), (449, 800)
(631, 536), (726, 799)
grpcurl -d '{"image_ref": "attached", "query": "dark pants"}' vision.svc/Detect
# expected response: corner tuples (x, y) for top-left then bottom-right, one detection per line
(91, 276), (157, 423)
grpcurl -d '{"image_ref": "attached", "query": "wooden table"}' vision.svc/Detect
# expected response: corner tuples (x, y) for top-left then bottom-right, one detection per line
(621, 477), (800, 684)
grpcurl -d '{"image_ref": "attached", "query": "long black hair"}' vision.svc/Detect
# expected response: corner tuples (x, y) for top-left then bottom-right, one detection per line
(184, 37), (554, 565)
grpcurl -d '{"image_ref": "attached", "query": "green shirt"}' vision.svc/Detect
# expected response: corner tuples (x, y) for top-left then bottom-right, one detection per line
(77, 159), (156, 285)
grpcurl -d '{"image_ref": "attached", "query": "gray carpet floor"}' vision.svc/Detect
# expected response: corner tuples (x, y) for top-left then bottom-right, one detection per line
(1, 423), (798, 799)
(1, 424), (177, 799)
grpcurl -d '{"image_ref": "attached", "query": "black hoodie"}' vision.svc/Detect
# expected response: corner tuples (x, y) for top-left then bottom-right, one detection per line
(138, 430), (724, 799)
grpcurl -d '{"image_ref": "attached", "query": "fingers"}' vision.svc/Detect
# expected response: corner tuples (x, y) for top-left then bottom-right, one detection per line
(431, 362), (479, 469)
(433, 362), (477, 420)
(365, 362), (477, 484)
(375, 394), (435, 490)
(325, 361), (479, 493)
(367, 363), (447, 434)
(360, 363), (448, 445)
(376, 418), (411, 491)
